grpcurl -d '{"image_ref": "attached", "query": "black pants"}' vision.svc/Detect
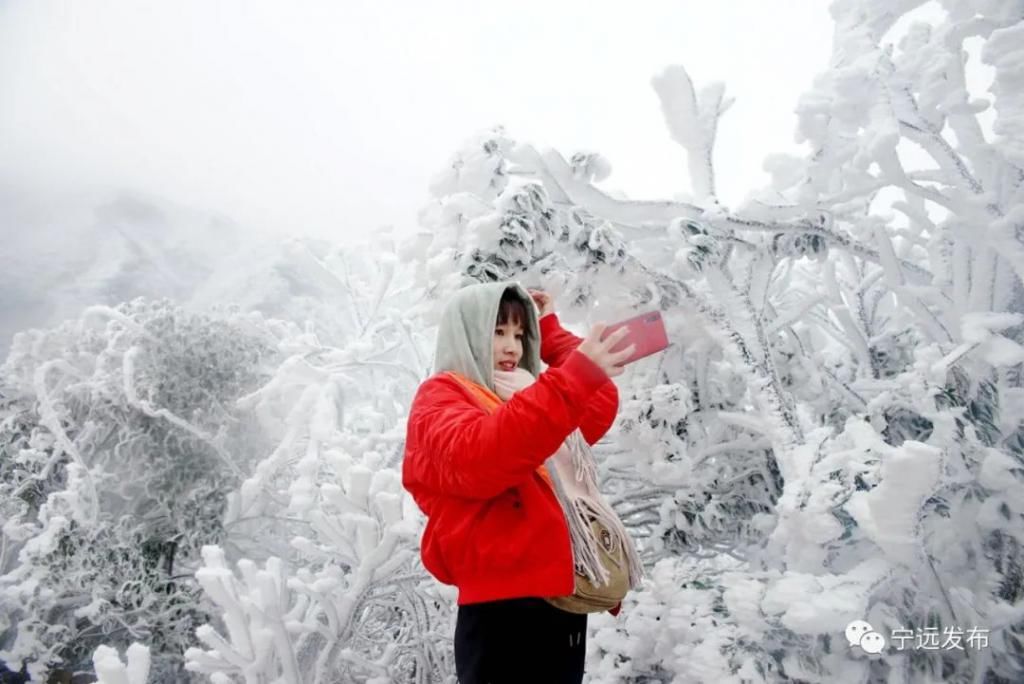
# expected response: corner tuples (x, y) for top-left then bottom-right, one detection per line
(454, 597), (587, 684)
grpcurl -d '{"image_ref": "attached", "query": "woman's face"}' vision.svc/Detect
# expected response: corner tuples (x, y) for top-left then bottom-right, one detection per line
(493, 316), (524, 372)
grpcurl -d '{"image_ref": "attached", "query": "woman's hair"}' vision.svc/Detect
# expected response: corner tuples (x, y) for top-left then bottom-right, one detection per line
(497, 289), (529, 330)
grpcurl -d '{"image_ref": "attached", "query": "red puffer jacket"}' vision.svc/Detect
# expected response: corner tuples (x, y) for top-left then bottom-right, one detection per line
(402, 314), (620, 606)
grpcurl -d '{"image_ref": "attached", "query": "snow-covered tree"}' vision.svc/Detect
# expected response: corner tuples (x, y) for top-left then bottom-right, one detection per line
(409, 2), (1024, 682)
(2, 231), (445, 683)
(0, 300), (279, 681)
(182, 235), (454, 683)
(6, 2), (1023, 683)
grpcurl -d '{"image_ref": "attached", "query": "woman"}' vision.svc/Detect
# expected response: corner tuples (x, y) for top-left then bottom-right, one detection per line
(402, 281), (636, 684)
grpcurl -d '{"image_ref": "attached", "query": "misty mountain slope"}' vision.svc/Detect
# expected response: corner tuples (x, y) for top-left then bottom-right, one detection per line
(0, 190), (250, 356)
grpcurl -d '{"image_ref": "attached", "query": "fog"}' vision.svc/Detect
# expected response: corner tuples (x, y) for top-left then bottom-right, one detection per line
(0, 0), (832, 348)
(0, 1), (832, 237)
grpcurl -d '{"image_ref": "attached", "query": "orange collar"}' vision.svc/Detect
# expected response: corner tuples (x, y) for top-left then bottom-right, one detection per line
(446, 371), (502, 412)
(445, 371), (553, 487)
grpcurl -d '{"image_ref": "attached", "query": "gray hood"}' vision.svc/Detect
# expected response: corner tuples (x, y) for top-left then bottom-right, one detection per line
(432, 281), (542, 393)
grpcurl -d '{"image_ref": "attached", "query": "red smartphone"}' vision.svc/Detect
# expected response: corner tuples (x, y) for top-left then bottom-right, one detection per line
(599, 310), (669, 365)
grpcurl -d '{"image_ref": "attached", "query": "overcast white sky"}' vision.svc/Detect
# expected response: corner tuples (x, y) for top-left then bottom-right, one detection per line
(0, 0), (834, 242)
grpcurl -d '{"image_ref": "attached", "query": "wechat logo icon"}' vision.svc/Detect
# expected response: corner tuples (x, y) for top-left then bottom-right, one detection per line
(846, 620), (886, 654)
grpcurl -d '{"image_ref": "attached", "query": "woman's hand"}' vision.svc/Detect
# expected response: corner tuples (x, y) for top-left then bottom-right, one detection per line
(577, 324), (635, 378)
(527, 289), (555, 317)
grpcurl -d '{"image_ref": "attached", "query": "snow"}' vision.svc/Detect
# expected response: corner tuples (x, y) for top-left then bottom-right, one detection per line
(93, 643), (151, 684)
(2, 2), (1024, 683)
(651, 65), (731, 203)
(847, 441), (942, 566)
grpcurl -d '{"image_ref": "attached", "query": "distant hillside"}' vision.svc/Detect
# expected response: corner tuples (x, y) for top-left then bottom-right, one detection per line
(1, 188), (248, 350)
(0, 187), (382, 358)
